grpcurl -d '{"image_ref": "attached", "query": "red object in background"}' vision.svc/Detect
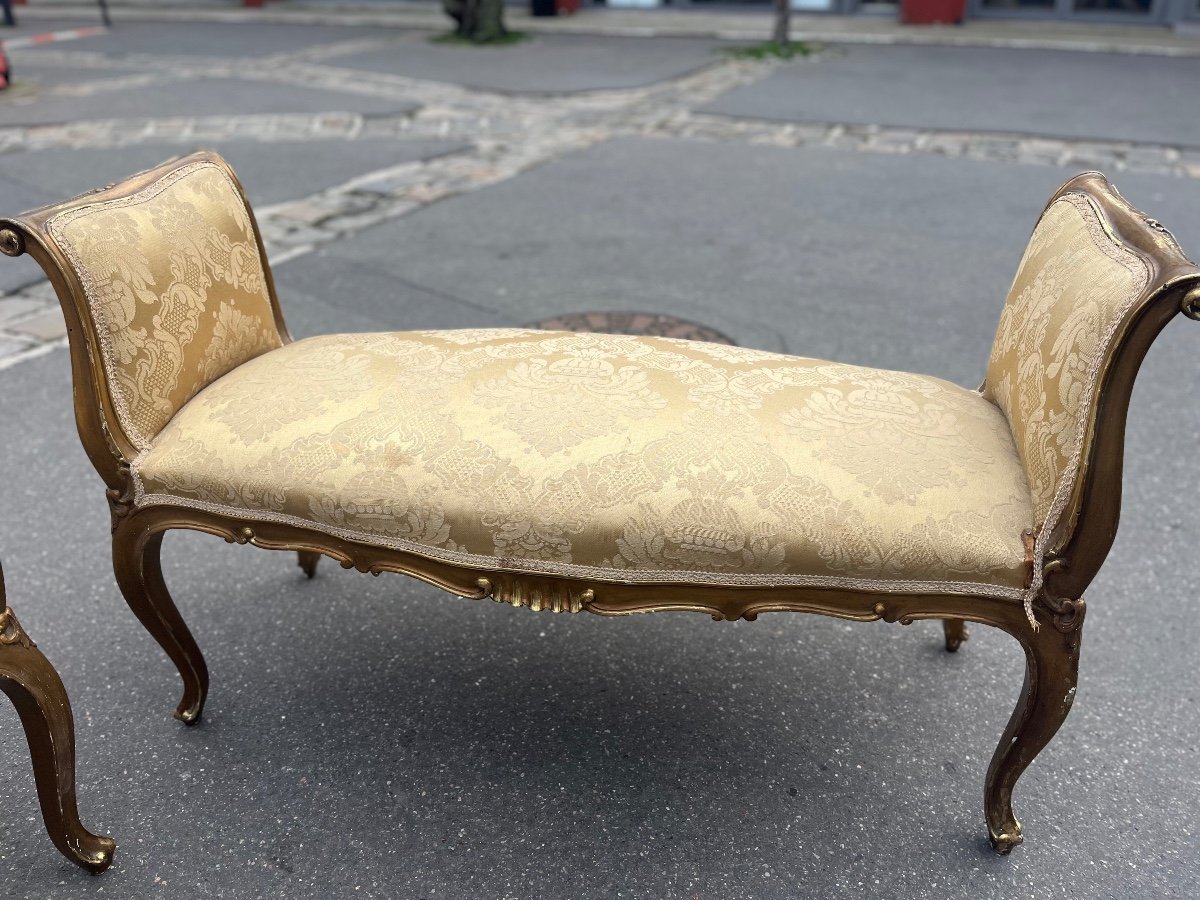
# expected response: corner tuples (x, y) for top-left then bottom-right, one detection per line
(556, 0), (581, 13)
(244, 0), (266, 7)
(900, 0), (965, 24)
(13, 0), (26, 7)
(0, 50), (9, 91)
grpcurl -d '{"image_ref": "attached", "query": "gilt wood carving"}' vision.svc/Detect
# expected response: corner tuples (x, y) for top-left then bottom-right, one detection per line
(3, 150), (1199, 855)
(0, 562), (115, 873)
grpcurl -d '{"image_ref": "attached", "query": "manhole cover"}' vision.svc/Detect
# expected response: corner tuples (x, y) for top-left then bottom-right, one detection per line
(524, 311), (735, 346)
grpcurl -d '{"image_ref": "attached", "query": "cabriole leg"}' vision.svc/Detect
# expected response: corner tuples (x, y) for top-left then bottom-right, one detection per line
(985, 601), (1084, 853)
(112, 519), (208, 724)
(942, 618), (969, 652)
(0, 607), (116, 873)
(297, 550), (320, 579)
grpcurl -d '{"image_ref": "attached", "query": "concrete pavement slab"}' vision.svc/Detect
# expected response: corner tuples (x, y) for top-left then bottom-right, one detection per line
(323, 31), (726, 94)
(0, 62), (149, 89)
(0, 137), (468, 295)
(0, 75), (417, 128)
(0, 17), (106, 43)
(275, 253), (521, 338)
(702, 45), (1200, 148)
(307, 137), (1199, 387)
(13, 21), (391, 59)
(0, 136), (470, 208)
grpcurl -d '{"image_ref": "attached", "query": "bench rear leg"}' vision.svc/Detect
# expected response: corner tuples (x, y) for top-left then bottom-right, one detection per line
(942, 618), (968, 652)
(113, 522), (208, 725)
(984, 602), (1083, 853)
(0, 609), (116, 873)
(297, 550), (320, 579)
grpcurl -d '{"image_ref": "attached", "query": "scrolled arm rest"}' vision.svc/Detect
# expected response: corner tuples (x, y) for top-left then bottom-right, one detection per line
(1181, 285), (1200, 321)
(0, 225), (25, 258)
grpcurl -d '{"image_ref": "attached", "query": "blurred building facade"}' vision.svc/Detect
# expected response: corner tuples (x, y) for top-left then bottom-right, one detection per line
(603, 0), (1200, 27)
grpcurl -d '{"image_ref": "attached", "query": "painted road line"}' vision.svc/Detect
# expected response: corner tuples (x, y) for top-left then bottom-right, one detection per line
(0, 26), (106, 50)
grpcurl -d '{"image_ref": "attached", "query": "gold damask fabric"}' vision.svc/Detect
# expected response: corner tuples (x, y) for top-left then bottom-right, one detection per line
(133, 330), (1033, 595)
(983, 193), (1150, 542)
(48, 161), (281, 450)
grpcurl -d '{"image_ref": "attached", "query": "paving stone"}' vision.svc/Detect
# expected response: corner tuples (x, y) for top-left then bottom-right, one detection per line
(273, 200), (341, 227)
(1123, 146), (1181, 170)
(351, 167), (433, 196)
(0, 333), (33, 361)
(322, 207), (408, 234)
(265, 223), (336, 248)
(0, 39), (1195, 373)
(0, 297), (49, 330)
(6, 308), (67, 341)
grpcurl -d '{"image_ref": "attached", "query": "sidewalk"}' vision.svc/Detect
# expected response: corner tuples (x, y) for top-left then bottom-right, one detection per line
(10, 0), (1200, 56)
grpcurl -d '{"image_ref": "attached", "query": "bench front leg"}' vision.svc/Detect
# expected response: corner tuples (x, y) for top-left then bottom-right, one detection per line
(985, 596), (1085, 853)
(112, 516), (209, 725)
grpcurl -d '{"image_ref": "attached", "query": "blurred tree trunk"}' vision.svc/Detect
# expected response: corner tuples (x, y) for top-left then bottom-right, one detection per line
(443, 0), (509, 42)
(772, 0), (791, 45)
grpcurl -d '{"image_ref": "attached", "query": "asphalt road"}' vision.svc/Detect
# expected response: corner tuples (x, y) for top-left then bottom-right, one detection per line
(1, 17), (1198, 900)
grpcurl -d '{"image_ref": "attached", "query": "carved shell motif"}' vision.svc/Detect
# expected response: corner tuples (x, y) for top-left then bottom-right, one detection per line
(474, 576), (594, 614)
(0, 608), (35, 650)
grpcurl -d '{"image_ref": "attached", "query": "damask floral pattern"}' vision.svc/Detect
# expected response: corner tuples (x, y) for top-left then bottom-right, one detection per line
(983, 193), (1150, 537)
(780, 373), (994, 504)
(474, 349), (669, 455)
(134, 330), (1034, 594)
(48, 162), (281, 449)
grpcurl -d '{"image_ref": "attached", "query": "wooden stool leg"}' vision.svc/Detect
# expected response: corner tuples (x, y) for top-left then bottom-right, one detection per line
(0, 605), (115, 873)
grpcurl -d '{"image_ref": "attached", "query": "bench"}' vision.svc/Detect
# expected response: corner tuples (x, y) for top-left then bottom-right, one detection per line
(3, 150), (1197, 852)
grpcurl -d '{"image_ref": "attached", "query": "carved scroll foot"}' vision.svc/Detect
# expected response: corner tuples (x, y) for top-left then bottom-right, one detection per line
(942, 618), (968, 652)
(297, 550), (320, 579)
(0, 607), (116, 873)
(113, 521), (208, 725)
(984, 600), (1084, 854)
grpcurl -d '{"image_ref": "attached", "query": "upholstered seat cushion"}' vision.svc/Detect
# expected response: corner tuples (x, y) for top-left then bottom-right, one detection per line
(132, 329), (1034, 596)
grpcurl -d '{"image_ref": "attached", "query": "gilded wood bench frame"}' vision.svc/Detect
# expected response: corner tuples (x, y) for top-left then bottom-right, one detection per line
(3, 150), (1198, 853)
(0, 561), (115, 873)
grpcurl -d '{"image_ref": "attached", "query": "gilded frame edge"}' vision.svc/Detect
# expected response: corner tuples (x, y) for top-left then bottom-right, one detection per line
(118, 500), (1034, 627)
(109, 497), (1080, 853)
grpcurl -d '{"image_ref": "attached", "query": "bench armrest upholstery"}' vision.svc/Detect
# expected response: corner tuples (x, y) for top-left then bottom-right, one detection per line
(0, 151), (287, 483)
(982, 174), (1200, 603)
